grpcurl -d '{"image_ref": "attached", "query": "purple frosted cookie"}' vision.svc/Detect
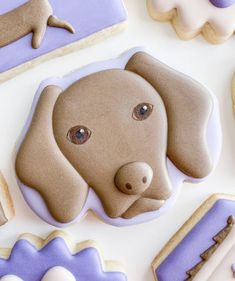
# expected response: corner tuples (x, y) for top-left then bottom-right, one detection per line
(153, 194), (235, 281)
(0, 0), (127, 83)
(0, 231), (127, 281)
(15, 48), (221, 227)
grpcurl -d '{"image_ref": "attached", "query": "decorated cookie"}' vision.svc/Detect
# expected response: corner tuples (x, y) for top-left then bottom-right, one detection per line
(147, 0), (235, 43)
(153, 194), (235, 281)
(0, 0), (127, 83)
(0, 231), (127, 281)
(0, 172), (14, 226)
(15, 48), (222, 227)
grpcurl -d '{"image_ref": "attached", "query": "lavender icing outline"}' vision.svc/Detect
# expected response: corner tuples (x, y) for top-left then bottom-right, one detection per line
(15, 47), (222, 227)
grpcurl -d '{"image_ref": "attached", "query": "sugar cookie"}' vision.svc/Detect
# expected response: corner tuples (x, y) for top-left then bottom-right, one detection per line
(0, 231), (127, 281)
(0, 0), (127, 83)
(0, 172), (14, 226)
(15, 48), (222, 227)
(153, 194), (235, 281)
(147, 0), (235, 43)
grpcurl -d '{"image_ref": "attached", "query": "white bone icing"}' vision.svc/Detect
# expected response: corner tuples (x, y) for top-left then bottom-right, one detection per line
(0, 276), (23, 281)
(41, 266), (76, 281)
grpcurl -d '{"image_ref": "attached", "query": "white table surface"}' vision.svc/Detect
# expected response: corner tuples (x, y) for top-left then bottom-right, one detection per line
(0, 1), (235, 280)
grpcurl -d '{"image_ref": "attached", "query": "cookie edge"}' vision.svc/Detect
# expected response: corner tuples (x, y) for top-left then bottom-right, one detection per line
(0, 20), (128, 84)
(0, 230), (126, 275)
(0, 172), (15, 225)
(151, 193), (235, 281)
(146, 0), (231, 44)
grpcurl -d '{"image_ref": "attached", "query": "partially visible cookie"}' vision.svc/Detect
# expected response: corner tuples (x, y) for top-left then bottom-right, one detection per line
(147, 0), (235, 44)
(231, 75), (235, 113)
(0, 231), (127, 281)
(153, 194), (235, 281)
(0, 172), (14, 226)
(0, 0), (127, 83)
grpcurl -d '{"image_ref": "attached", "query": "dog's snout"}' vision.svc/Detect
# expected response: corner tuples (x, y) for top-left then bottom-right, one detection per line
(114, 162), (153, 195)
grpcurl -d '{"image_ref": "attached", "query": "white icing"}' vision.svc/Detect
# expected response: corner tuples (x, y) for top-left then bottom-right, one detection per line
(41, 266), (76, 281)
(150, 0), (235, 36)
(194, 226), (235, 281)
(0, 276), (23, 281)
(0, 267), (76, 281)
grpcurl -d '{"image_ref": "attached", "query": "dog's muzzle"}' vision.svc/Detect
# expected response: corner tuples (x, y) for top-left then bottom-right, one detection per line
(114, 162), (153, 195)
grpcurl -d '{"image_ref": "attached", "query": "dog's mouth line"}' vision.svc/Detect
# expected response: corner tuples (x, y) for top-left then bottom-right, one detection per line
(120, 197), (166, 219)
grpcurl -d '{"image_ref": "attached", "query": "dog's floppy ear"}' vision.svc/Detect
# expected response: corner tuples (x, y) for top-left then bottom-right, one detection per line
(125, 52), (213, 179)
(16, 85), (89, 223)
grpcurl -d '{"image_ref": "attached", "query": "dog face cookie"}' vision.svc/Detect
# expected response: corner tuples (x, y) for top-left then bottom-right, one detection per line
(153, 194), (235, 281)
(0, 231), (127, 281)
(0, 172), (14, 226)
(15, 48), (222, 227)
(0, 0), (127, 83)
(147, 0), (235, 43)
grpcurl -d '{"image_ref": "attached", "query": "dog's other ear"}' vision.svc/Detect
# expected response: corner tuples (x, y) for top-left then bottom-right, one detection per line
(125, 52), (213, 179)
(16, 86), (89, 223)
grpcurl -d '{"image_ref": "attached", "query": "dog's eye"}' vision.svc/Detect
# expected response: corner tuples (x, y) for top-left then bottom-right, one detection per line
(132, 103), (153, 121)
(67, 125), (91, 145)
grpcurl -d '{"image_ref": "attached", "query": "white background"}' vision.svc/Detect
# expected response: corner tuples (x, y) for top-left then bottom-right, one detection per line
(0, 1), (235, 280)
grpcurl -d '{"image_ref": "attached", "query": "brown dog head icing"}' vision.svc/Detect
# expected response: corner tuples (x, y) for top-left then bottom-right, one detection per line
(0, 0), (75, 49)
(16, 51), (215, 224)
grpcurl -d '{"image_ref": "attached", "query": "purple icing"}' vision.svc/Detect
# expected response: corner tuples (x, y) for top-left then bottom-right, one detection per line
(232, 264), (235, 277)
(156, 198), (235, 281)
(15, 48), (222, 227)
(0, 0), (127, 73)
(210, 0), (235, 8)
(0, 237), (127, 281)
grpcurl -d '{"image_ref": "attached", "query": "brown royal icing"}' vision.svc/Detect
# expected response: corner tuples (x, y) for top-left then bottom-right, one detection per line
(0, 0), (75, 49)
(185, 216), (235, 281)
(16, 52), (213, 223)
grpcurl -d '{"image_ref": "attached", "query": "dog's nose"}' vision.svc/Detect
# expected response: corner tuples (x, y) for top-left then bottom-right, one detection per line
(114, 162), (153, 195)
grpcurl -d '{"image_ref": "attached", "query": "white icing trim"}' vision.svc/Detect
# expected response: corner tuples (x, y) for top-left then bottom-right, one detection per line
(150, 0), (235, 36)
(0, 276), (23, 281)
(41, 267), (76, 281)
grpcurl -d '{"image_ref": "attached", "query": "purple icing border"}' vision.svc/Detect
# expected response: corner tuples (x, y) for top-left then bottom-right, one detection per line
(15, 47), (222, 227)
(155, 198), (235, 281)
(0, 0), (127, 74)
(0, 237), (127, 281)
(210, 0), (235, 8)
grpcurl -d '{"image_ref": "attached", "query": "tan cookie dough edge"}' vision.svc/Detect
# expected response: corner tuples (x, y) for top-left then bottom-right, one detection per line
(146, 0), (230, 44)
(0, 21), (128, 84)
(232, 75), (235, 114)
(0, 172), (15, 225)
(0, 230), (126, 274)
(152, 193), (235, 281)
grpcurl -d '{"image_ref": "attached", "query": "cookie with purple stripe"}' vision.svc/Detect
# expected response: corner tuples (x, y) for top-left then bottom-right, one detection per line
(153, 194), (235, 281)
(0, 231), (127, 281)
(0, 0), (127, 83)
